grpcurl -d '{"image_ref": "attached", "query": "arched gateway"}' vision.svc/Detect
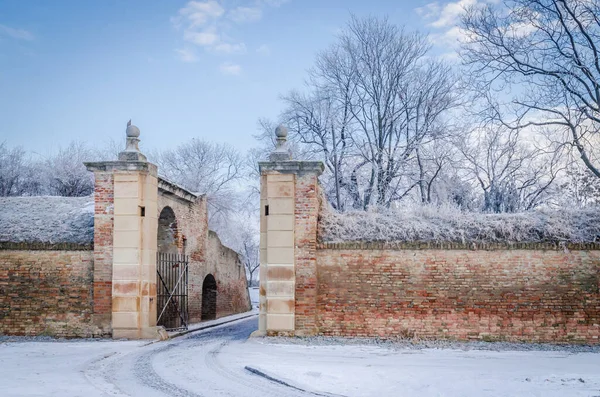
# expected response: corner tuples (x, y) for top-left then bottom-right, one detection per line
(201, 274), (217, 320)
(156, 206), (189, 331)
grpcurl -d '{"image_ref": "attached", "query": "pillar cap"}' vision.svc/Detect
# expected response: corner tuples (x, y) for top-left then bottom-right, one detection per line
(269, 125), (292, 161)
(258, 160), (324, 176)
(119, 119), (147, 162)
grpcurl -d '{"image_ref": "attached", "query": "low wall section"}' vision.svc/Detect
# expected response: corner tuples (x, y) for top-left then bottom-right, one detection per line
(207, 231), (250, 318)
(315, 242), (600, 343)
(0, 243), (106, 337)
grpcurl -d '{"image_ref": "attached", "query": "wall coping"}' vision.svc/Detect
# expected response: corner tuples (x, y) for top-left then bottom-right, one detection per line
(317, 241), (600, 251)
(158, 177), (200, 204)
(0, 241), (93, 251)
(259, 161), (324, 176)
(84, 161), (158, 176)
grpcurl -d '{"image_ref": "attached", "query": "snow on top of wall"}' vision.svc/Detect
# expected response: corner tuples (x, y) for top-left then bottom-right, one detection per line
(0, 196), (94, 244)
(319, 205), (600, 244)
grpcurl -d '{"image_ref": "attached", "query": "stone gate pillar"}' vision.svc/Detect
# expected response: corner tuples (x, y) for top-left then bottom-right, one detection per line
(258, 126), (323, 336)
(85, 121), (159, 339)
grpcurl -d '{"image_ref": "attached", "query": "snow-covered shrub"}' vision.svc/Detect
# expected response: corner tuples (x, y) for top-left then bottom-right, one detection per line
(319, 204), (600, 243)
(0, 196), (94, 244)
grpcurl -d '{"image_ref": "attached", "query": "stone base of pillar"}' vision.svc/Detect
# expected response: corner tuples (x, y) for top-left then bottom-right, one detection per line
(113, 326), (163, 340)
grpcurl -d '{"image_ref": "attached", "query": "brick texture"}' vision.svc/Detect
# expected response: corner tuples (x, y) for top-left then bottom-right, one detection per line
(91, 171), (114, 333)
(0, 250), (106, 337)
(294, 173), (320, 335)
(157, 194), (250, 324)
(316, 248), (600, 343)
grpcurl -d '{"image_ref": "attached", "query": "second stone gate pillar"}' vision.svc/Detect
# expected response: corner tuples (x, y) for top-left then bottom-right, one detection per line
(258, 126), (323, 336)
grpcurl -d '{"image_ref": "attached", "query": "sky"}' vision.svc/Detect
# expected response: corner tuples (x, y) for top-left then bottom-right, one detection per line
(0, 0), (469, 156)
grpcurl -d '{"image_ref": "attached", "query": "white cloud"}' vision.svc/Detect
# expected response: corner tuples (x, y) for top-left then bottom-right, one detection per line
(172, 0), (289, 62)
(175, 48), (199, 62)
(176, 1), (224, 28)
(260, 0), (290, 6)
(214, 42), (247, 54)
(219, 62), (242, 75)
(416, 0), (490, 58)
(0, 24), (34, 41)
(429, 0), (478, 28)
(256, 44), (270, 56)
(229, 7), (262, 23)
(415, 2), (442, 19)
(184, 29), (220, 46)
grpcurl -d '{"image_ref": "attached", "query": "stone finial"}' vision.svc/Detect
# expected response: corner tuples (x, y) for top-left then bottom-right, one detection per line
(119, 120), (147, 162)
(269, 124), (292, 161)
(126, 119), (140, 138)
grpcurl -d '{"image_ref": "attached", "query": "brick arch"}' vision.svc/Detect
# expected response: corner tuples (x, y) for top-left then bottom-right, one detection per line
(201, 273), (217, 320)
(157, 206), (179, 254)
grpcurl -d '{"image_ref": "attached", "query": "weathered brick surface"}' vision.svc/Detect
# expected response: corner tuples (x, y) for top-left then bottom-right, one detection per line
(158, 194), (207, 322)
(91, 171), (114, 333)
(0, 249), (106, 337)
(206, 232), (250, 318)
(316, 247), (600, 343)
(294, 173), (320, 335)
(157, 195), (250, 323)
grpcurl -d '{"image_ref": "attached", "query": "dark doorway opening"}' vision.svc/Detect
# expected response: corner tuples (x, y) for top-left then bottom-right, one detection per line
(201, 274), (217, 321)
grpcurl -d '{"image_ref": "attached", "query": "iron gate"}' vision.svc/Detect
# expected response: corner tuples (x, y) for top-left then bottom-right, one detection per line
(156, 253), (189, 331)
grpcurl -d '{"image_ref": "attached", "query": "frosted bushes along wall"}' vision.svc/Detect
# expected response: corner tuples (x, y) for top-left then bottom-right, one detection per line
(0, 196), (94, 246)
(319, 204), (600, 244)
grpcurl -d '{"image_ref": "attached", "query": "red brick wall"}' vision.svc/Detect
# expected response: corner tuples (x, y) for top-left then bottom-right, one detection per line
(157, 194), (250, 323)
(315, 244), (600, 343)
(0, 249), (107, 337)
(91, 171), (114, 334)
(158, 194), (208, 323)
(294, 173), (320, 335)
(207, 231), (250, 318)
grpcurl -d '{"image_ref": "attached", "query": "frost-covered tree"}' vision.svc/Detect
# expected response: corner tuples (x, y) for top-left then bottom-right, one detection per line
(461, 0), (600, 178)
(43, 141), (95, 197)
(0, 142), (41, 196)
(457, 123), (564, 212)
(150, 139), (245, 230)
(276, 16), (460, 210)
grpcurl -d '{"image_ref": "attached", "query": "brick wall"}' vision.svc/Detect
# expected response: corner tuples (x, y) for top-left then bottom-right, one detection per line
(315, 243), (600, 343)
(207, 231), (251, 318)
(158, 194), (207, 323)
(294, 172), (320, 335)
(0, 248), (106, 337)
(91, 171), (114, 333)
(157, 194), (250, 323)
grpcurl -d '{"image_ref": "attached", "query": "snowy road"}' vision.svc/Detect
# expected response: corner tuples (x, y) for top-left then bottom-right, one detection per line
(2, 316), (600, 397)
(1, 316), (306, 397)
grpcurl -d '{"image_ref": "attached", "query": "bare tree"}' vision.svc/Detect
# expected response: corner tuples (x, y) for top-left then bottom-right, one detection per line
(0, 142), (41, 196)
(461, 0), (600, 178)
(240, 228), (259, 286)
(151, 139), (245, 226)
(282, 89), (354, 210)
(277, 15), (459, 210)
(457, 123), (564, 212)
(43, 141), (95, 197)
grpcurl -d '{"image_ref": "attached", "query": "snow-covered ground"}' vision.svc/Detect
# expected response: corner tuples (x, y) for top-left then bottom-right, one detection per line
(1, 317), (599, 397)
(227, 338), (600, 397)
(0, 339), (145, 397)
(249, 287), (259, 309)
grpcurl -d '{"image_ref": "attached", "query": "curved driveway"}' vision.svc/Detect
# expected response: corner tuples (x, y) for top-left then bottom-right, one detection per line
(84, 316), (306, 397)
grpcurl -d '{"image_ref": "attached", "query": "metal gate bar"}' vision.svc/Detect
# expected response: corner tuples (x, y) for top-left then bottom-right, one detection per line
(156, 252), (189, 331)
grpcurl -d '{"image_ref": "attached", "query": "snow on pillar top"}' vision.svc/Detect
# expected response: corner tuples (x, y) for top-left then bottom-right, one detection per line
(269, 125), (292, 162)
(119, 119), (147, 162)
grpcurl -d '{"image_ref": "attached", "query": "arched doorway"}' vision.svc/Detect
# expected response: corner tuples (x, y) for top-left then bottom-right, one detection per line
(202, 274), (217, 320)
(158, 206), (178, 254)
(156, 206), (189, 330)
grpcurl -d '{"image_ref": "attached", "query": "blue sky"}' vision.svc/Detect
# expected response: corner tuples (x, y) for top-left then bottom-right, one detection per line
(0, 0), (466, 155)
